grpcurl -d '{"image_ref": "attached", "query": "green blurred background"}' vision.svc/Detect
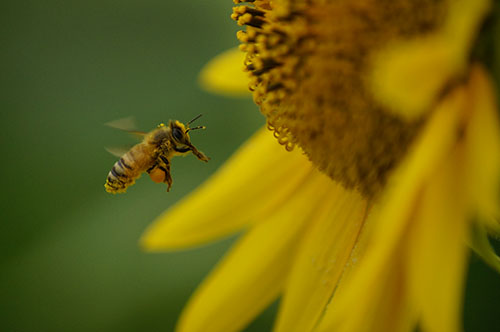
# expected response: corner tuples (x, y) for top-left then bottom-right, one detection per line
(0, 1), (498, 332)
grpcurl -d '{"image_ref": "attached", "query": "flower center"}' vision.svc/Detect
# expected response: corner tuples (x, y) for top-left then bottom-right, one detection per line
(232, 0), (448, 197)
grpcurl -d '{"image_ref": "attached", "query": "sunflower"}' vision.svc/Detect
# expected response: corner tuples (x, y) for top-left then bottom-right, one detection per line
(141, 0), (500, 331)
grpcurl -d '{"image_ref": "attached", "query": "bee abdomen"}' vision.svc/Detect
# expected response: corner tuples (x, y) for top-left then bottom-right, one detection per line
(105, 155), (138, 194)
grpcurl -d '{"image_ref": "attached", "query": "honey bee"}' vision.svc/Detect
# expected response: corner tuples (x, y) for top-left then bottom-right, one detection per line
(104, 115), (209, 194)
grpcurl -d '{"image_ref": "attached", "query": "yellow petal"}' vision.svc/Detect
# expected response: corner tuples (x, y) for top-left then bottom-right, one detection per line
(463, 66), (500, 227)
(369, 0), (491, 119)
(273, 183), (368, 332)
(314, 192), (418, 332)
(317, 69), (467, 332)
(176, 170), (334, 332)
(199, 47), (250, 96)
(406, 148), (468, 332)
(462, 66), (500, 271)
(316, 219), (415, 332)
(141, 127), (314, 250)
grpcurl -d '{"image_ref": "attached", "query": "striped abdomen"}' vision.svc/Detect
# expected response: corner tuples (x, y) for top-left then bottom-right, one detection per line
(104, 144), (154, 194)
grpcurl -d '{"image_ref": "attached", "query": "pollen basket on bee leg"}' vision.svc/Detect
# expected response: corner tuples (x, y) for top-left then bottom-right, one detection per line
(149, 168), (166, 183)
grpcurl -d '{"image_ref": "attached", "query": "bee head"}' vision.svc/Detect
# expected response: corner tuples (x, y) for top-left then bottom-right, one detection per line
(168, 116), (209, 162)
(170, 115), (206, 143)
(170, 121), (190, 144)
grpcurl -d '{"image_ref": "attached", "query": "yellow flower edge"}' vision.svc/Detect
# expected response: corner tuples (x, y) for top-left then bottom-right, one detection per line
(198, 47), (250, 97)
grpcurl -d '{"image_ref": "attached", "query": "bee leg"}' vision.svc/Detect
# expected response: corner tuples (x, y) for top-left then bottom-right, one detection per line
(164, 170), (173, 192)
(157, 155), (173, 191)
(189, 145), (210, 162)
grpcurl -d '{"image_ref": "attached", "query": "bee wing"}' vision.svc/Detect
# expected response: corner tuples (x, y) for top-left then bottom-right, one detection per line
(105, 117), (147, 138)
(105, 145), (133, 157)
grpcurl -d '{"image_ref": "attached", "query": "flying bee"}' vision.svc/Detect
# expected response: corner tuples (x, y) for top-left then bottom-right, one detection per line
(104, 115), (209, 194)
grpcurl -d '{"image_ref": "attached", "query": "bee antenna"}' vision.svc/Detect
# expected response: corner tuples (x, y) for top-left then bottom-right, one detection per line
(187, 114), (203, 126)
(185, 125), (206, 133)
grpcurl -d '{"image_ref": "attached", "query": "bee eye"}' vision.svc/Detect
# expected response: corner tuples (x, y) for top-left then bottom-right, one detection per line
(172, 127), (184, 141)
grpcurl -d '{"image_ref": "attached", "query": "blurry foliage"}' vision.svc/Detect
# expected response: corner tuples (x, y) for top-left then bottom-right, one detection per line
(0, 1), (498, 332)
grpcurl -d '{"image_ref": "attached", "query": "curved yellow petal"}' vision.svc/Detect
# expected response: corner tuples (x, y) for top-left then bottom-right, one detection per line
(317, 70), (467, 332)
(273, 184), (368, 332)
(463, 66), (500, 228)
(141, 127), (314, 250)
(316, 216), (415, 332)
(462, 66), (500, 271)
(176, 170), (334, 332)
(406, 149), (468, 332)
(369, 0), (491, 119)
(199, 47), (250, 97)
